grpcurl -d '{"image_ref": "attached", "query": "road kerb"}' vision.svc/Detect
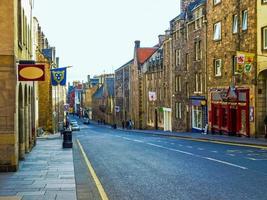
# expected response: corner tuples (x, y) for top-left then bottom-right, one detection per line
(77, 139), (109, 200)
(116, 128), (267, 149)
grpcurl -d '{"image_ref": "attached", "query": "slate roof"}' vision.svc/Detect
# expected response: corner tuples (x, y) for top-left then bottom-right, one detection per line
(92, 78), (114, 99)
(92, 85), (104, 99)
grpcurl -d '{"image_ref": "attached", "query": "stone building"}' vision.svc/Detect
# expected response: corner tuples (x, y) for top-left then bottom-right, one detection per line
(114, 60), (133, 127)
(81, 75), (100, 119)
(141, 34), (172, 131)
(171, 0), (207, 132)
(130, 41), (157, 129)
(0, 0), (37, 171)
(33, 18), (54, 133)
(92, 77), (115, 124)
(256, 1), (267, 137)
(206, 0), (257, 137)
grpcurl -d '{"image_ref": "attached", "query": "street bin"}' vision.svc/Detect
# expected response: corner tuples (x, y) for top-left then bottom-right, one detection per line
(62, 129), (72, 148)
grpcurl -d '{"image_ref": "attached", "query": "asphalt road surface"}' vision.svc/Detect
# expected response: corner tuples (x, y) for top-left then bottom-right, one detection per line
(72, 119), (267, 200)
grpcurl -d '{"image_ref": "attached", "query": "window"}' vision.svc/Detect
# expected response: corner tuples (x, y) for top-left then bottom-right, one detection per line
(232, 14), (238, 34)
(186, 53), (189, 71)
(175, 102), (182, 119)
(175, 76), (181, 92)
(195, 73), (198, 92)
(175, 49), (181, 66)
(214, 59), (222, 77)
(178, 76), (181, 92)
(195, 40), (202, 60)
(242, 10), (248, 31)
(194, 8), (203, 30)
(263, 0), (267, 4)
(199, 73), (203, 92)
(175, 76), (178, 92)
(175, 102), (179, 119)
(18, 0), (22, 45)
(213, 0), (221, 5)
(186, 83), (189, 98)
(232, 55), (238, 75)
(263, 27), (267, 50)
(213, 22), (221, 40)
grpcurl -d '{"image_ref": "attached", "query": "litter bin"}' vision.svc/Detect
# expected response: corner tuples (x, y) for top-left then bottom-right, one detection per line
(62, 129), (72, 148)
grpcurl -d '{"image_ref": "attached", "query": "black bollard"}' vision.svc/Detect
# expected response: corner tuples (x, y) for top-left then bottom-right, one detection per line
(62, 129), (73, 148)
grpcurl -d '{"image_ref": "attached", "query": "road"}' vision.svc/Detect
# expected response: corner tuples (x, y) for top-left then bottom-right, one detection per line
(72, 119), (267, 200)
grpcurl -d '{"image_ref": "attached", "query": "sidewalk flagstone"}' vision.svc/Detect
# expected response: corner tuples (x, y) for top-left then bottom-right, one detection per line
(0, 133), (77, 200)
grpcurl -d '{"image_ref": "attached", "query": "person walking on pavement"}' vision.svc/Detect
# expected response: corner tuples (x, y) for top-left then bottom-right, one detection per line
(122, 120), (125, 129)
(264, 115), (267, 138)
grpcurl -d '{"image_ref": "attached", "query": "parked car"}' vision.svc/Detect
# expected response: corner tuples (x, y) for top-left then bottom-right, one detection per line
(83, 117), (90, 124)
(71, 122), (80, 131)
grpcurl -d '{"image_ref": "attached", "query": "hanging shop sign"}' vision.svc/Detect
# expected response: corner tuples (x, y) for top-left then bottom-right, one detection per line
(18, 64), (45, 81)
(236, 51), (255, 74)
(148, 91), (157, 101)
(115, 106), (120, 112)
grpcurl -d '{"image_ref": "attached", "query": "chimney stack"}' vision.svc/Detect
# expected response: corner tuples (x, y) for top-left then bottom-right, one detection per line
(134, 40), (140, 49)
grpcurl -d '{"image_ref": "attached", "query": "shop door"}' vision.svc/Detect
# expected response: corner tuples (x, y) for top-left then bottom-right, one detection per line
(230, 108), (237, 135)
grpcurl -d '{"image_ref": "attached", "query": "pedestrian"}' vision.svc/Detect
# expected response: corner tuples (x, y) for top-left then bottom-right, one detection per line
(122, 120), (125, 129)
(131, 120), (134, 129)
(126, 120), (129, 129)
(129, 120), (132, 129)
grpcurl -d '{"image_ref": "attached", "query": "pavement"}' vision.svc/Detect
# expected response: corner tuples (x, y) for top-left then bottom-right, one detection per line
(0, 133), (77, 200)
(91, 121), (267, 148)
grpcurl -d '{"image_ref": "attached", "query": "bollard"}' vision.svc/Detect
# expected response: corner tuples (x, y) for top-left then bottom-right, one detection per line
(62, 129), (73, 148)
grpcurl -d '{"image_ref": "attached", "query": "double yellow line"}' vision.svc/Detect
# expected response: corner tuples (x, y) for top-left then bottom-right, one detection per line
(77, 139), (109, 200)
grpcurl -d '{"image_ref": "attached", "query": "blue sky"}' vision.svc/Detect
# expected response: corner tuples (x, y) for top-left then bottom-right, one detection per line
(33, 0), (180, 83)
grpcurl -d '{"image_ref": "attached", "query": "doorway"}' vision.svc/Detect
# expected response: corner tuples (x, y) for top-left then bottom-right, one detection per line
(230, 108), (237, 136)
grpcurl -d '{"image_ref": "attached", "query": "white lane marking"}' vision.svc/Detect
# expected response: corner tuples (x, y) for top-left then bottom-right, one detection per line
(198, 148), (204, 150)
(186, 146), (193, 149)
(122, 137), (133, 141)
(114, 135), (248, 170)
(227, 154), (235, 157)
(211, 151), (218, 153)
(247, 157), (267, 161)
(146, 143), (195, 156)
(170, 143), (175, 145)
(147, 143), (163, 148)
(133, 139), (144, 143)
(178, 144), (183, 147)
(146, 142), (247, 170)
(203, 157), (247, 170)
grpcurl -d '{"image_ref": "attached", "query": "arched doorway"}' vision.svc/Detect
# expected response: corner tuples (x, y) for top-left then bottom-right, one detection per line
(257, 70), (267, 137)
(18, 83), (25, 160)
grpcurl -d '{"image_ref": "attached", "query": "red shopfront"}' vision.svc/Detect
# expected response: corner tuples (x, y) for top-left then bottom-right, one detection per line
(210, 88), (250, 137)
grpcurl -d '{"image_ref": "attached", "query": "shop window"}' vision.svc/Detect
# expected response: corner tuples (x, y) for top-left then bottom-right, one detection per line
(222, 108), (228, 127)
(214, 107), (219, 126)
(192, 106), (203, 130)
